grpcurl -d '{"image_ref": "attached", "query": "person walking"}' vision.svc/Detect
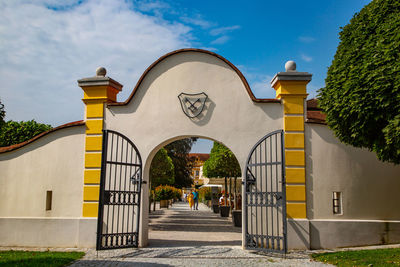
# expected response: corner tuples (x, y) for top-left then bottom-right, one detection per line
(193, 189), (199, 210)
(188, 191), (194, 210)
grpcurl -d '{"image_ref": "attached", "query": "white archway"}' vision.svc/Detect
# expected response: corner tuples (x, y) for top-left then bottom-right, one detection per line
(103, 49), (283, 246)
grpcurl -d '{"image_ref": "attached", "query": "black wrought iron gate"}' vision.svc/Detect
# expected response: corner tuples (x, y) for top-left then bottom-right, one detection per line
(244, 130), (287, 253)
(96, 130), (143, 250)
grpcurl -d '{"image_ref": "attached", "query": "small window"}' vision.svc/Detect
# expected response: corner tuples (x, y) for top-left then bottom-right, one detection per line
(195, 170), (199, 176)
(333, 192), (342, 215)
(46, 191), (52, 211)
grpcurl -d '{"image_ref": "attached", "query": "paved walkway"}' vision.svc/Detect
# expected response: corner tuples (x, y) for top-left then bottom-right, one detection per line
(68, 202), (330, 266)
(148, 201), (241, 247)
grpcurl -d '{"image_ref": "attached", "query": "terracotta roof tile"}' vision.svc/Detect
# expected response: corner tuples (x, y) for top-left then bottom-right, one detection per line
(306, 98), (327, 124)
(306, 98), (320, 110)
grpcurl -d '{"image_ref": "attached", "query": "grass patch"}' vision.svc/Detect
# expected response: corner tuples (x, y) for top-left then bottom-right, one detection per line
(0, 250), (85, 267)
(311, 248), (400, 266)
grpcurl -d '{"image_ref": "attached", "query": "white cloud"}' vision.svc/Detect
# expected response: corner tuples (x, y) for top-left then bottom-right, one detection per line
(299, 36), (315, 43)
(0, 0), (193, 126)
(210, 36), (230, 45)
(210, 25), (240, 36)
(249, 74), (276, 99)
(135, 0), (171, 12)
(180, 14), (213, 29)
(301, 54), (313, 62)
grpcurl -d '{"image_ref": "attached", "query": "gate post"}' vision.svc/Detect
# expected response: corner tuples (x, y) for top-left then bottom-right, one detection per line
(271, 61), (311, 219)
(78, 67), (122, 217)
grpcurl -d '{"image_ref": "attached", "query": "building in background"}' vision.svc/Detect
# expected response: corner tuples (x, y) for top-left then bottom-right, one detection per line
(188, 153), (209, 186)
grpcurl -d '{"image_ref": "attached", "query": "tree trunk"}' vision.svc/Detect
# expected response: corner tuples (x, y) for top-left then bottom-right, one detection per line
(229, 176), (232, 209)
(224, 177), (228, 207)
(149, 182), (152, 213)
(153, 190), (156, 211)
(234, 176), (237, 210)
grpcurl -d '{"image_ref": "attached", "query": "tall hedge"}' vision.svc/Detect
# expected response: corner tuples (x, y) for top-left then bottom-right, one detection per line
(0, 120), (52, 147)
(318, 0), (400, 164)
(0, 99), (5, 128)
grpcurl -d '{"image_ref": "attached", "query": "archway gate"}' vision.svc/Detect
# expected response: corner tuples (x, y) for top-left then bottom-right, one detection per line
(245, 130), (287, 253)
(96, 130), (143, 250)
(78, 48), (311, 252)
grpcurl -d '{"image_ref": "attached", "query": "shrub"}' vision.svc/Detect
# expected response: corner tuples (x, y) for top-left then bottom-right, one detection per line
(199, 187), (212, 201)
(154, 185), (181, 201)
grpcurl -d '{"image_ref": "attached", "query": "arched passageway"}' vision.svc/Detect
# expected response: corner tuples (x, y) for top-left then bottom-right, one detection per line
(147, 137), (243, 247)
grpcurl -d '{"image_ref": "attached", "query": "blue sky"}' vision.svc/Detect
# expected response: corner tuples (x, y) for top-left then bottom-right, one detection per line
(0, 0), (371, 153)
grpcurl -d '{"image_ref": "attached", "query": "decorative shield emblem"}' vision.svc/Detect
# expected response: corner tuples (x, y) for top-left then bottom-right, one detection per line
(178, 92), (208, 118)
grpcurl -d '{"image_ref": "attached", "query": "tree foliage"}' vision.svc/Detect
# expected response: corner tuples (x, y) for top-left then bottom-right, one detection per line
(203, 142), (241, 178)
(164, 138), (197, 188)
(0, 120), (52, 147)
(0, 99), (5, 129)
(150, 148), (174, 189)
(318, 0), (400, 164)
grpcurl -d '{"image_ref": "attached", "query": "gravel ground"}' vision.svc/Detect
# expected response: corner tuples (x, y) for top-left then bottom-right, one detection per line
(67, 202), (331, 266)
(67, 245), (329, 266)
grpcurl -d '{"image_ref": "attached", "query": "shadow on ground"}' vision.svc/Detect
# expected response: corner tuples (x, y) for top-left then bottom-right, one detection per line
(149, 239), (241, 247)
(72, 261), (172, 266)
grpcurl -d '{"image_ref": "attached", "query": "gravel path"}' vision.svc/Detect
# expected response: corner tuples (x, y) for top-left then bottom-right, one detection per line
(68, 202), (331, 266)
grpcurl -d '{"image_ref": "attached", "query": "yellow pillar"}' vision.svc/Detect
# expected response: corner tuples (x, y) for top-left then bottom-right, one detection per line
(271, 61), (311, 219)
(78, 67), (122, 217)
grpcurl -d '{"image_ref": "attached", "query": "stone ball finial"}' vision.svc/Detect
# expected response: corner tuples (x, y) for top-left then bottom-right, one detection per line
(96, 67), (107, 77)
(285, 61), (297, 72)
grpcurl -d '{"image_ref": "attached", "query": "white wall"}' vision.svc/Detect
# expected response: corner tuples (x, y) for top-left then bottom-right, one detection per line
(0, 126), (85, 218)
(305, 123), (400, 220)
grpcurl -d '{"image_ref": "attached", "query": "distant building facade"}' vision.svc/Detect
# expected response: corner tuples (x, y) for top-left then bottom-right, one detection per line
(188, 153), (210, 186)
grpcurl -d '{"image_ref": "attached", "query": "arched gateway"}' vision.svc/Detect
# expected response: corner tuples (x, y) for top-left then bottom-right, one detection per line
(78, 49), (311, 252)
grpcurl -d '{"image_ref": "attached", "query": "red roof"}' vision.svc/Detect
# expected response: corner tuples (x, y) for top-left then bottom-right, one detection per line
(306, 99), (326, 124)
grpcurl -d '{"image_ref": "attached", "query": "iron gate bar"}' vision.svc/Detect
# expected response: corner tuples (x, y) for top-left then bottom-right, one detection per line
(96, 130), (143, 250)
(247, 162), (282, 166)
(244, 129), (287, 254)
(105, 160), (142, 167)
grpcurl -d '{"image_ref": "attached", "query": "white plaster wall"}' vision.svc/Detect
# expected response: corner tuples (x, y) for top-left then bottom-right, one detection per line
(105, 51), (283, 246)
(305, 123), (400, 220)
(0, 218), (97, 248)
(0, 126), (85, 218)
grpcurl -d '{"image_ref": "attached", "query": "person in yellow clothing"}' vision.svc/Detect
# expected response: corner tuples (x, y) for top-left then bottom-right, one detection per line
(188, 191), (194, 210)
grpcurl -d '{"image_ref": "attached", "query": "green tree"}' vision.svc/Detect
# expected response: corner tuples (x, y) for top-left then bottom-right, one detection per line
(203, 142), (241, 178)
(0, 120), (52, 147)
(149, 148), (175, 189)
(318, 0), (400, 164)
(203, 142), (241, 207)
(164, 138), (197, 188)
(0, 99), (5, 129)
